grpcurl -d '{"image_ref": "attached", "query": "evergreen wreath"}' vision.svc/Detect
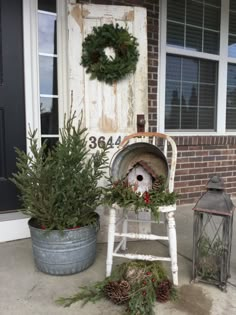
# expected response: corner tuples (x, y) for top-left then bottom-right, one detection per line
(81, 23), (139, 85)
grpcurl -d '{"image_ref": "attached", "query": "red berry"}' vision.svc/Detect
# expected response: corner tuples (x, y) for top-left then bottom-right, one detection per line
(142, 291), (147, 296)
(152, 278), (155, 282)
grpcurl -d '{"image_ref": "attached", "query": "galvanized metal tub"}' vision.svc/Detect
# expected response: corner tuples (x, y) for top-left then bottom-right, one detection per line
(28, 215), (99, 275)
(110, 142), (169, 184)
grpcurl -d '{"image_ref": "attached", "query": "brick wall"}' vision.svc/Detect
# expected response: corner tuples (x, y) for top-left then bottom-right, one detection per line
(173, 136), (236, 205)
(77, 0), (236, 205)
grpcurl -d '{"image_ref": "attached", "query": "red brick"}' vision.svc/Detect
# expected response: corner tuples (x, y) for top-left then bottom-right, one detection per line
(226, 188), (236, 193)
(181, 175), (195, 181)
(189, 157), (202, 162)
(189, 168), (202, 175)
(195, 162), (208, 168)
(209, 150), (223, 155)
(226, 177), (236, 183)
(177, 145), (189, 151)
(220, 172), (233, 177)
(177, 157), (189, 163)
(202, 156), (215, 161)
(195, 174), (210, 180)
(181, 185), (203, 193)
(188, 146), (202, 150)
(188, 192), (202, 198)
(182, 151), (196, 157)
(176, 169), (190, 175)
(180, 163), (195, 169)
(196, 151), (208, 156)
(208, 161), (221, 167)
(175, 181), (189, 188)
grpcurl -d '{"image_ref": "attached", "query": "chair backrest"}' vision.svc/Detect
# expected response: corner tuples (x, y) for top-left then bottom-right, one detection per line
(119, 132), (177, 193)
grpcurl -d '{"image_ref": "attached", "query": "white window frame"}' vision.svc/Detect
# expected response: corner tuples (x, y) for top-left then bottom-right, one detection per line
(158, 0), (236, 135)
(23, 0), (68, 150)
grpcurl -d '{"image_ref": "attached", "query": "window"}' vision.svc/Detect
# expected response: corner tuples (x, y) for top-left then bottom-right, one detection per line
(165, 55), (217, 129)
(161, 0), (236, 133)
(226, 1), (236, 129)
(38, 0), (59, 149)
(23, 0), (67, 154)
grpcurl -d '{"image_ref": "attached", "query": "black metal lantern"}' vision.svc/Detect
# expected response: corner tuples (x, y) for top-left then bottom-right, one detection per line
(192, 175), (234, 291)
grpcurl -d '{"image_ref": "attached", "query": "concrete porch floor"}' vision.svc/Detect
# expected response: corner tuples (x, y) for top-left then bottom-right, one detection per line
(0, 204), (236, 315)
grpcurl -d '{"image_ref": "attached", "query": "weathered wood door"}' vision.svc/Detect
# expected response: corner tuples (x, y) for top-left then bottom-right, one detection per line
(68, 3), (148, 159)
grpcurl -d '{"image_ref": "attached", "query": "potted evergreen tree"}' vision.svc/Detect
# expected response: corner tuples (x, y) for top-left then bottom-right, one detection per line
(11, 113), (108, 275)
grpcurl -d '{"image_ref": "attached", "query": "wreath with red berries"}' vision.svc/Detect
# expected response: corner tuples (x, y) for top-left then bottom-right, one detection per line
(81, 23), (139, 85)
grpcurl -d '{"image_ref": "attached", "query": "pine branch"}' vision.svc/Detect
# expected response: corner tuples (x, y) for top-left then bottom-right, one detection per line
(102, 179), (178, 221)
(57, 261), (176, 315)
(10, 112), (109, 230)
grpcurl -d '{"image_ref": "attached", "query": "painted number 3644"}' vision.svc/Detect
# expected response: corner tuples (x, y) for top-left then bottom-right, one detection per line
(89, 136), (122, 149)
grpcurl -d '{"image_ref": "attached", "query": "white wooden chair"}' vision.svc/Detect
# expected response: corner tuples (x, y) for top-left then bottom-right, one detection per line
(106, 132), (178, 286)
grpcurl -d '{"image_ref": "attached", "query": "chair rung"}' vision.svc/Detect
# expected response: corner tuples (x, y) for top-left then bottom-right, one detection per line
(126, 219), (165, 224)
(114, 232), (169, 241)
(159, 205), (176, 212)
(113, 253), (171, 261)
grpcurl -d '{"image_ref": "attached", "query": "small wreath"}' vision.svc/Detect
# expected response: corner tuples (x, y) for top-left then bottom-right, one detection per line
(81, 23), (139, 85)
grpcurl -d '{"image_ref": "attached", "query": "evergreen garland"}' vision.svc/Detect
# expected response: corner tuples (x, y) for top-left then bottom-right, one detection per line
(102, 177), (178, 221)
(81, 23), (139, 84)
(57, 261), (177, 315)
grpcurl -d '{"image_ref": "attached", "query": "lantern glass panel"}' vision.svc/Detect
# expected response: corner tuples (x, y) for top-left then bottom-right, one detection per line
(196, 214), (224, 281)
(193, 211), (232, 289)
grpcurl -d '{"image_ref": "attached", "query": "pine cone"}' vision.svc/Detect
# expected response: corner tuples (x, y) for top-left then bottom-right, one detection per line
(153, 176), (165, 192)
(156, 279), (172, 303)
(104, 280), (130, 305)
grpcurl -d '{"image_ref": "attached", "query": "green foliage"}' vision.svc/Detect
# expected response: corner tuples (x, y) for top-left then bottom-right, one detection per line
(81, 23), (139, 84)
(11, 113), (109, 230)
(198, 235), (224, 257)
(57, 261), (177, 315)
(197, 236), (224, 280)
(102, 178), (178, 221)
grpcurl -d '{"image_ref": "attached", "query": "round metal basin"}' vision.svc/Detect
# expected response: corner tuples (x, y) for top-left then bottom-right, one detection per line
(110, 142), (169, 185)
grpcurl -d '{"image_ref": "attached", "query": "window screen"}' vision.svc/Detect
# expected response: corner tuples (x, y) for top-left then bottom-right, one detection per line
(165, 55), (217, 130)
(226, 64), (236, 129)
(167, 0), (221, 54)
(38, 0), (59, 142)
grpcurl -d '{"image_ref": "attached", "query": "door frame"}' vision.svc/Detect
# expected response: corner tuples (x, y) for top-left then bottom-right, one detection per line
(0, 0), (68, 242)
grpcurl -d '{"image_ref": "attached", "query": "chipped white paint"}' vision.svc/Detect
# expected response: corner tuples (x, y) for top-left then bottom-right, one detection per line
(113, 253), (172, 261)
(114, 232), (169, 240)
(67, 3), (148, 161)
(106, 133), (178, 286)
(127, 165), (153, 194)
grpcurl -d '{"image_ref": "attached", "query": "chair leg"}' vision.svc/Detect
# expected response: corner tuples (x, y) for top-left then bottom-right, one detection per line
(121, 213), (128, 250)
(106, 207), (116, 277)
(165, 213), (170, 256)
(167, 211), (178, 286)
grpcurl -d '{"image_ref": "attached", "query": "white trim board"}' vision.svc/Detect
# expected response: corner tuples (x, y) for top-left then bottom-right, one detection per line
(0, 213), (30, 243)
